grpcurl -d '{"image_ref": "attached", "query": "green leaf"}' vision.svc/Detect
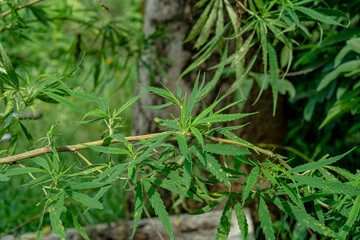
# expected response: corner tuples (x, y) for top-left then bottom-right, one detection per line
(32, 156), (51, 172)
(189, 195), (227, 215)
(144, 101), (173, 109)
(224, 0), (238, 33)
(278, 179), (305, 211)
(72, 216), (90, 240)
(71, 181), (108, 190)
(232, 196), (248, 240)
(313, 200), (324, 224)
(295, 6), (344, 26)
(258, 196), (275, 240)
(147, 177), (202, 202)
(71, 191), (103, 209)
(347, 37), (360, 54)
(191, 147), (231, 187)
(115, 91), (147, 116)
(224, 45), (258, 98)
(5, 167), (47, 176)
(216, 0), (224, 35)
(190, 126), (204, 151)
(176, 133), (192, 189)
(0, 174), (9, 182)
(204, 144), (250, 156)
(132, 183), (144, 238)
(317, 60), (360, 91)
(185, 0), (215, 43)
(292, 175), (360, 196)
(130, 132), (170, 167)
(197, 112), (257, 124)
(144, 181), (174, 240)
(242, 166), (259, 205)
(194, 0), (218, 49)
(268, 42), (279, 116)
(83, 144), (129, 155)
(319, 98), (359, 128)
(339, 196), (360, 239)
(49, 204), (66, 240)
(44, 91), (85, 114)
(0, 42), (19, 89)
(289, 148), (355, 173)
(215, 197), (232, 240)
(265, 194), (341, 239)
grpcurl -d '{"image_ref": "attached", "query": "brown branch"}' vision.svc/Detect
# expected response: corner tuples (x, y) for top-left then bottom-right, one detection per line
(0, 132), (166, 164)
(0, 209), (49, 237)
(2, 0), (44, 17)
(0, 131), (291, 169)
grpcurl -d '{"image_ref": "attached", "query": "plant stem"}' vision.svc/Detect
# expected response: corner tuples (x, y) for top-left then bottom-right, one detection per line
(0, 131), (291, 169)
(1, 0), (44, 17)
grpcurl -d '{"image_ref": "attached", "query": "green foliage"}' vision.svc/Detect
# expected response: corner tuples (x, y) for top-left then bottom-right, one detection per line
(1, 1), (360, 240)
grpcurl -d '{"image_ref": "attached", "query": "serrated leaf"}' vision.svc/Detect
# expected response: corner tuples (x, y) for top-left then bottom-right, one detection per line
(224, 46), (258, 98)
(216, 0), (224, 35)
(115, 91), (147, 116)
(83, 144), (129, 155)
(71, 191), (103, 209)
(190, 126), (204, 151)
(232, 196), (248, 240)
(67, 89), (107, 102)
(147, 177), (202, 202)
(317, 60), (360, 91)
(194, 0), (218, 49)
(258, 196), (275, 240)
(268, 42), (279, 116)
(72, 216), (90, 240)
(242, 166), (259, 205)
(144, 101), (173, 109)
(278, 179), (305, 211)
(0, 42), (19, 89)
(215, 197), (232, 240)
(197, 112), (256, 124)
(144, 181), (174, 240)
(71, 181), (108, 190)
(265, 194), (340, 239)
(130, 132), (170, 167)
(292, 175), (360, 196)
(295, 6), (344, 27)
(0, 174), (9, 181)
(176, 133), (192, 189)
(339, 196), (360, 239)
(189, 195), (227, 215)
(191, 147), (231, 187)
(289, 148), (355, 173)
(49, 204), (66, 240)
(347, 37), (360, 54)
(204, 144), (250, 156)
(6, 167), (47, 176)
(184, 0), (215, 43)
(44, 91), (84, 114)
(224, 0), (238, 33)
(132, 183), (144, 238)
(32, 156), (51, 172)
(313, 199), (325, 224)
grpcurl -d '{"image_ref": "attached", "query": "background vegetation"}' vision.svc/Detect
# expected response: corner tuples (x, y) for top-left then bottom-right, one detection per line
(0, 0), (360, 239)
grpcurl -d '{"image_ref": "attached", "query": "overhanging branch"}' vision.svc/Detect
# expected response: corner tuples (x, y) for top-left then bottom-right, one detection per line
(0, 131), (291, 169)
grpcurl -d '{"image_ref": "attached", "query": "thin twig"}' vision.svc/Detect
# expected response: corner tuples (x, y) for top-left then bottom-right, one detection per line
(1, 0), (44, 17)
(0, 131), (291, 169)
(0, 209), (49, 237)
(98, 0), (109, 11)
